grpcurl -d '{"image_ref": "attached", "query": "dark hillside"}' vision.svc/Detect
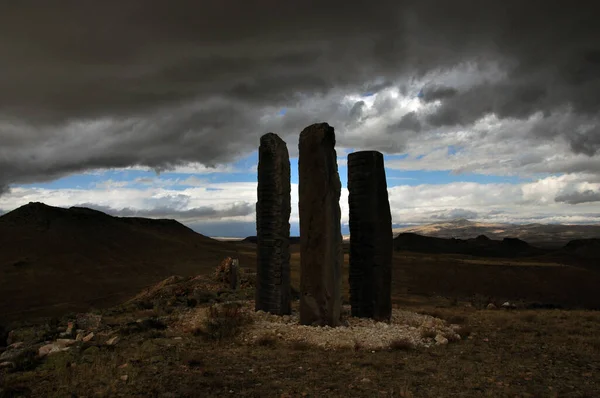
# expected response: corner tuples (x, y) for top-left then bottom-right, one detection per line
(0, 202), (248, 321)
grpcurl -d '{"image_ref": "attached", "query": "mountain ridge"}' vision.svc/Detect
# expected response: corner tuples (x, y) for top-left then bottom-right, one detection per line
(394, 218), (600, 248)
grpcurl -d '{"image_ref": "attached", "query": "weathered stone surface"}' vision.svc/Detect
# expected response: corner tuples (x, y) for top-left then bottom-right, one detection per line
(255, 133), (291, 315)
(348, 150), (392, 321)
(38, 339), (76, 357)
(298, 123), (343, 326)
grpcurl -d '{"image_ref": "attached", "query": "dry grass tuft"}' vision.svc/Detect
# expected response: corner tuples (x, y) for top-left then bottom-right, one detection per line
(255, 335), (278, 347)
(353, 339), (364, 351)
(194, 303), (252, 341)
(520, 313), (538, 322)
(455, 325), (472, 339)
(447, 315), (468, 324)
(290, 341), (311, 351)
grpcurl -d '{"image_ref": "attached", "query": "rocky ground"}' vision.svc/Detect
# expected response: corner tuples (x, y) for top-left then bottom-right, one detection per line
(179, 303), (462, 350)
(1, 265), (599, 397)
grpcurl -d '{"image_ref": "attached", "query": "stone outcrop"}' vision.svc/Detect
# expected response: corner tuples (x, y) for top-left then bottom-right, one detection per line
(215, 257), (240, 290)
(298, 123), (343, 326)
(255, 133), (292, 315)
(347, 151), (392, 321)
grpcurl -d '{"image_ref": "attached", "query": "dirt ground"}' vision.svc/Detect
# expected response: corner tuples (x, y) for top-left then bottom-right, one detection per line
(2, 244), (600, 397)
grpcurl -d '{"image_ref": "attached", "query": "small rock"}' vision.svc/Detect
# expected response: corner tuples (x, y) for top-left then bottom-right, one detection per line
(0, 361), (15, 369)
(82, 332), (95, 342)
(435, 335), (449, 345)
(486, 303), (497, 310)
(361, 378), (371, 383)
(173, 337), (182, 341)
(106, 336), (120, 346)
(38, 342), (71, 357)
(0, 348), (25, 362)
(119, 363), (129, 369)
(7, 342), (24, 350)
(55, 339), (77, 347)
(120, 375), (129, 382)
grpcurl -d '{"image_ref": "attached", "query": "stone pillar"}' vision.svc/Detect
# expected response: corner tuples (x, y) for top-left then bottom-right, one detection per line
(255, 133), (291, 315)
(298, 123), (343, 326)
(347, 150), (392, 321)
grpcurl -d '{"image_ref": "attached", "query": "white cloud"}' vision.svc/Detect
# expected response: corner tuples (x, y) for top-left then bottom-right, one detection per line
(2, 172), (600, 235)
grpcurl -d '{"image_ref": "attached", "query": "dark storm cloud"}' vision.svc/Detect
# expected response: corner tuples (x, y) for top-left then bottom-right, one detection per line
(349, 101), (366, 120)
(388, 112), (422, 133)
(420, 85), (458, 103)
(1, 0), (600, 188)
(569, 127), (600, 156)
(555, 190), (600, 205)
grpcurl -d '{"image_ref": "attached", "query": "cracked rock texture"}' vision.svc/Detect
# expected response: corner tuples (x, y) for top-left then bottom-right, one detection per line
(298, 123), (343, 326)
(256, 133), (291, 315)
(347, 150), (393, 321)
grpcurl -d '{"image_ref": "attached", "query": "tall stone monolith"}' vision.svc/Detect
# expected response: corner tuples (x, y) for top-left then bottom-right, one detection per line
(255, 133), (291, 315)
(298, 123), (343, 326)
(347, 150), (392, 321)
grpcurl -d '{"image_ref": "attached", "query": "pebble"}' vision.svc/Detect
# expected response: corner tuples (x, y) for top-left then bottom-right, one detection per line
(82, 332), (95, 342)
(237, 304), (462, 350)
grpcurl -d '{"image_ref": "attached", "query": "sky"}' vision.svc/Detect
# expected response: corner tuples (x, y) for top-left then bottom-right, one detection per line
(1, 1), (600, 236)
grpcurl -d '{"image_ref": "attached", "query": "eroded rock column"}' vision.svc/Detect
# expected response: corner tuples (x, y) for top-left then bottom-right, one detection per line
(298, 123), (343, 326)
(256, 133), (291, 315)
(348, 151), (392, 321)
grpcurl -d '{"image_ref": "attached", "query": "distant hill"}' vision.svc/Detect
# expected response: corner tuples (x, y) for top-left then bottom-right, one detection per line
(241, 236), (301, 245)
(562, 239), (600, 260)
(393, 232), (546, 258)
(394, 219), (600, 248)
(0, 202), (249, 322)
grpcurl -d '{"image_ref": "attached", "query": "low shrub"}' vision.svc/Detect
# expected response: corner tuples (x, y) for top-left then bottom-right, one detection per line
(194, 303), (252, 341)
(290, 341), (311, 351)
(255, 335), (277, 347)
(455, 325), (472, 339)
(10, 348), (41, 372)
(120, 317), (167, 335)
